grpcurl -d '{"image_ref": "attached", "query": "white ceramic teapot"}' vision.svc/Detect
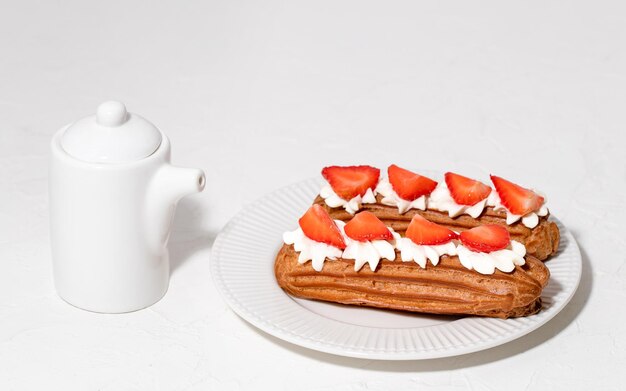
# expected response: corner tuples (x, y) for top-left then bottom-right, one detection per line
(49, 101), (206, 313)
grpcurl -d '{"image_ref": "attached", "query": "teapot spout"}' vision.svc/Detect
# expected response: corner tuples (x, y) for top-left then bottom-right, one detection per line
(156, 164), (205, 202)
(146, 164), (206, 249)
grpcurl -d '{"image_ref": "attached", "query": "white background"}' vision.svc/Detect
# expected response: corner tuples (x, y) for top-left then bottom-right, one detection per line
(0, 1), (624, 390)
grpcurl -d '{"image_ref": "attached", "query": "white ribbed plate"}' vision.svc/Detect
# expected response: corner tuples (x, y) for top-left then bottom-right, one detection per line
(210, 178), (582, 360)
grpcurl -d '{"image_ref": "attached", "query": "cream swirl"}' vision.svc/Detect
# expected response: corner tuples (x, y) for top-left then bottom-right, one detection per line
(457, 240), (526, 275)
(375, 178), (427, 214)
(341, 224), (396, 272)
(392, 232), (457, 268)
(283, 220), (396, 272)
(283, 223), (343, 272)
(427, 181), (489, 218)
(319, 185), (377, 215)
(487, 191), (549, 229)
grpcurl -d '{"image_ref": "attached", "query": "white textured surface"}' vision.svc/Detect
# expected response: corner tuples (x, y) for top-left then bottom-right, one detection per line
(0, 0), (623, 389)
(211, 178), (581, 360)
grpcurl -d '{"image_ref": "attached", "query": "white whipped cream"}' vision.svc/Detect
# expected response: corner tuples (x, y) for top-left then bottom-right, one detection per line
(392, 231), (457, 268)
(427, 181), (489, 218)
(341, 225), (396, 272)
(283, 223), (344, 272)
(283, 220), (395, 272)
(487, 191), (549, 229)
(319, 185), (377, 215)
(375, 178), (427, 214)
(457, 240), (526, 275)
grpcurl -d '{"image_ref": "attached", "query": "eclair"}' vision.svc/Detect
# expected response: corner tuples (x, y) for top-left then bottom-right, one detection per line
(315, 165), (560, 261)
(275, 205), (550, 319)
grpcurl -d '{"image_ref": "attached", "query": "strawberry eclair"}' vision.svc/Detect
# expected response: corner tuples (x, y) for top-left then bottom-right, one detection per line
(276, 206), (550, 319)
(313, 165), (560, 261)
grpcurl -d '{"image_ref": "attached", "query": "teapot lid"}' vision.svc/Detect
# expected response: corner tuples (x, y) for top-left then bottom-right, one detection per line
(61, 101), (162, 164)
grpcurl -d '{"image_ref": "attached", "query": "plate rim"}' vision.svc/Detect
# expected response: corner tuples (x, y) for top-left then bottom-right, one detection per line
(210, 177), (582, 360)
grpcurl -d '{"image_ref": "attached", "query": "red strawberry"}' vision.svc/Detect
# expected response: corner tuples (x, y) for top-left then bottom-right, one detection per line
(322, 165), (380, 200)
(388, 164), (437, 201)
(444, 172), (492, 206)
(344, 211), (392, 242)
(405, 214), (458, 245)
(459, 225), (510, 253)
(299, 205), (346, 249)
(490, 175), (544, 216)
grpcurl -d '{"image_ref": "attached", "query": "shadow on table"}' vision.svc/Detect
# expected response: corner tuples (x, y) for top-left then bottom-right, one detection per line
(245, 230), (592, 372)
(168, 197), (217, 275)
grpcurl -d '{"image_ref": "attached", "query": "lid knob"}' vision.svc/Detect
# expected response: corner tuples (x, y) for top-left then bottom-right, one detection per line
(96, 101), (128, 127)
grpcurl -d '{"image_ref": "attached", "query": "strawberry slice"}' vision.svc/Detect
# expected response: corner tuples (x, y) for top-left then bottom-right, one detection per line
(344, 211), (392, 242)
(299, 205), (346, 249)
(322, 165), (380, 200)
(490, 175), (544, 216)
(444, 172), (492, 206)
(388, 164), (437, 201)
(459, 225), (510, 253)
(405, 214), (458, 245)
